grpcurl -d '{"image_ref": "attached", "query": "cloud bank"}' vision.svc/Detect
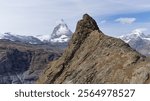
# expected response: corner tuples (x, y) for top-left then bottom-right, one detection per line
(115, 18), (136, 24)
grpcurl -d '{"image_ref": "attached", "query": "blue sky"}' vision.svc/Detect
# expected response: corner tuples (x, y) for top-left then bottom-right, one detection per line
(0, 0), (150, 36)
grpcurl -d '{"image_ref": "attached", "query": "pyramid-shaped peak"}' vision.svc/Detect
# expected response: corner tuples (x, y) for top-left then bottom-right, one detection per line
(59, 19), (65, 24)
(50, 19), (72, 43)
(61, 19), (64, 22)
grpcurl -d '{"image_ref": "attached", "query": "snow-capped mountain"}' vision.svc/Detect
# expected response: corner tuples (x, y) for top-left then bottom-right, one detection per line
(50, 19), (72, 43)
(0, 19), (72, 45)
(0, 32), (42, 44)
(35, 34), (50, 42)
(119, 29), (149, 43)
(119, 29), (150, 56)
(34, 20), (72, 43)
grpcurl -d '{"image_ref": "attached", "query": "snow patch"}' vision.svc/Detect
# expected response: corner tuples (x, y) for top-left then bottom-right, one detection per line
(119, 28), (150, 43)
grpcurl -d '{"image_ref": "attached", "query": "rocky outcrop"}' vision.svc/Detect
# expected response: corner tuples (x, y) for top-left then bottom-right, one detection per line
(37, 14), (150, 84)
(0, 40), (61, 83)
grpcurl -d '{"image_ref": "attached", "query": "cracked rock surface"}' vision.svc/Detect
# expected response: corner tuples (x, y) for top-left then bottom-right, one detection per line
(37, 14), (150, 84)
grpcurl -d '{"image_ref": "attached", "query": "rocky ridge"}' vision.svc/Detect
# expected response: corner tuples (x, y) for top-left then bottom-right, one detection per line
(37, 14), (150, 84)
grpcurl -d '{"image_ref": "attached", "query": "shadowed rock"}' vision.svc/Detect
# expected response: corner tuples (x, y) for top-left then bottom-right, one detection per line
(0, 40), (61, 84)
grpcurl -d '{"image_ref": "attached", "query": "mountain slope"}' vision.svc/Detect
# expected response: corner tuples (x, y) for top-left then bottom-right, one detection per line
(0, 33), (42, 44)
(35, 34), (50, 42)
(37, 14), (150, 84)
(120, 29), (150, 56)
(0, 40), (61, 83)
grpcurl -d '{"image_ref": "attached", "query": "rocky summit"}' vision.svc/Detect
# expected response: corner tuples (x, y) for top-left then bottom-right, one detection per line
(37, 14), (150, 84)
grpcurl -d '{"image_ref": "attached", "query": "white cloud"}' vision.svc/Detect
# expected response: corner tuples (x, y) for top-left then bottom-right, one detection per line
(115, 18), (136, 24)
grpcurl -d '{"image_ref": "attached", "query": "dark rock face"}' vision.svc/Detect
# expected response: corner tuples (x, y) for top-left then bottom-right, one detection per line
(0, 40), (61, 84)
(75, 14), (100, 32)
(0, 49), (32, 83)
(37, 14), (150, 84)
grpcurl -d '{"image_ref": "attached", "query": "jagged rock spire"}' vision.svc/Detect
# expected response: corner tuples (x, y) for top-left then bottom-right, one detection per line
(75, 14), (100, 33)
(37, 14), (150, 84)
(71, 14), (102, 47)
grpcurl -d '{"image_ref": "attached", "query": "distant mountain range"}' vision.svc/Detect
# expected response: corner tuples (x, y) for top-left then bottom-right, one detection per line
(1, 20), (150, 57)
(0, 32), (43, 44)
(1, 16), (150, 84)
(0, 19), (72, 84)
(119, 29), (150, 56)
(0, 19), (72, 44)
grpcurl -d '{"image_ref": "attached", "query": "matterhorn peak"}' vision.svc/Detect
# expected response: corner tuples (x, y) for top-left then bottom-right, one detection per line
(60, 19), (65, 24)
(50, 19), (72, 43)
